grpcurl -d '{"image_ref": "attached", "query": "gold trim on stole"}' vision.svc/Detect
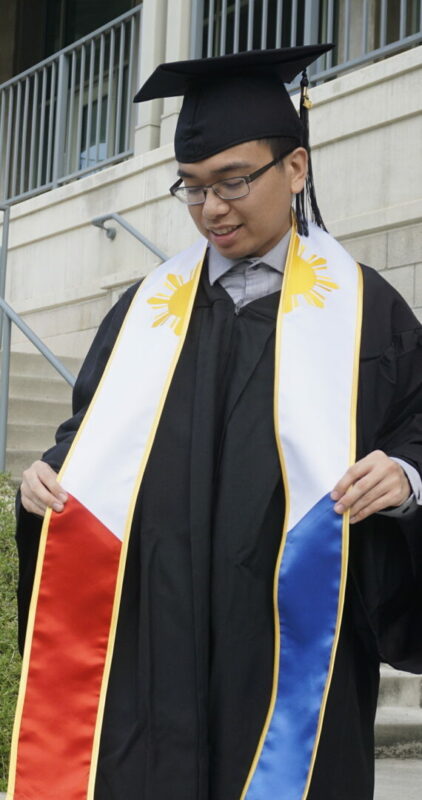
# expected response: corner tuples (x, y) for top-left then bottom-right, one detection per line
(302, 262), (363, 799)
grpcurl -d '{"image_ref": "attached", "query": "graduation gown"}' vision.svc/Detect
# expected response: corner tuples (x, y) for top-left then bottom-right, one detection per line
(15, 260), (422, 800)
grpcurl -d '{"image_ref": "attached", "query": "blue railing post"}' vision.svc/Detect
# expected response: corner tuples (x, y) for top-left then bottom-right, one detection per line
(0, 314), (11, 472)
(0, 205), (10, 470)
(53, 53), (70, 187)
(0, 205), (10, 350)
(303, 0), (322, 77)
(190, 0), (205, 58)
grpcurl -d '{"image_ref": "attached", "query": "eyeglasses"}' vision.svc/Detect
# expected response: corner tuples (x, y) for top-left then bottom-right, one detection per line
(169, 148), (294, 206)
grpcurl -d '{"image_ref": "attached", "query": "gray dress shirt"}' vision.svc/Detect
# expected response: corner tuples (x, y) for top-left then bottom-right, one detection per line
(208, 229), (290, 312)
(207, 229), (421, 517)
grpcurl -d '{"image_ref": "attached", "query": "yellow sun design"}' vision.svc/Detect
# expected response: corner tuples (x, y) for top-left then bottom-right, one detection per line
(282, 233), (339, 313)
(147, 272), (195, 336)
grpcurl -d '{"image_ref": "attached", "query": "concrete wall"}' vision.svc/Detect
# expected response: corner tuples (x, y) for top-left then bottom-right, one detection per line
(310, 45), (422, 320)
(1, 43), (421, 361)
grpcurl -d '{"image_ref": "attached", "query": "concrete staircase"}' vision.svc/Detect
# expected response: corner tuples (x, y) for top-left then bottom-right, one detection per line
(5, 351), (81, 481)
(376, 665), (422, 755)
(375, 666), (422, 796)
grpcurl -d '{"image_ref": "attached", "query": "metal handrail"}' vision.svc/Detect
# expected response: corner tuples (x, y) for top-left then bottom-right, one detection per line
(0, 205), (9, 348)
(0, 296), (76, 386)
(195, 0), (422, 72)
(310, 31), (422, 84)
(0, 6), (142, 90)
(0, 205), (75, 471)
(0, 5), (142, 205)
(0, 206), (168, 471)
(92, 213), (169, 262)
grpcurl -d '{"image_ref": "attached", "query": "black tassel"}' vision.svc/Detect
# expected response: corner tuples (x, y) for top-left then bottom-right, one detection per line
(296, 69), (327, 236)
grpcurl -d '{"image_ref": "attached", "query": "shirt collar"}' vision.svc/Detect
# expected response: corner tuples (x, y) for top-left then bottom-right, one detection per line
(208, 227), (292, 286)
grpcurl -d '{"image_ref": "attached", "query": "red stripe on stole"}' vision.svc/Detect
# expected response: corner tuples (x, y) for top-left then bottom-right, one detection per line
(14, 494), (121, 799)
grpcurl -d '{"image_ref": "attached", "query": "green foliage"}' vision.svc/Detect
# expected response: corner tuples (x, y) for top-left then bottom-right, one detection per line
(0, 474), (20, 792)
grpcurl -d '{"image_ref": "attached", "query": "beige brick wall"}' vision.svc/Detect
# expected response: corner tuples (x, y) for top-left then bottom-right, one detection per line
(341, 222), (422, 322)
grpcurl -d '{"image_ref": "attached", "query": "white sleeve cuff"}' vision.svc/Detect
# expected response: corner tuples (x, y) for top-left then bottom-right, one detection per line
(378, 457), (422, 518)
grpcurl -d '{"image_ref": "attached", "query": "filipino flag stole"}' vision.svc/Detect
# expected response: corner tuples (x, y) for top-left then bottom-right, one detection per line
(242, 224), (363, 799)
(7, 221), (362, 800)
(7, 238), (207, 800)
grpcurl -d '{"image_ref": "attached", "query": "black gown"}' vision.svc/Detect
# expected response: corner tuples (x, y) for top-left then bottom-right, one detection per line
(16, 261), (422, 800)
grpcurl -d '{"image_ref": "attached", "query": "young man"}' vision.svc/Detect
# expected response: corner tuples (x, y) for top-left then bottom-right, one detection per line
(12, 46), (422, 800)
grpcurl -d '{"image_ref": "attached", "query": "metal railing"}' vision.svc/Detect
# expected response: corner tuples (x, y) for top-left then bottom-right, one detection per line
(0, 5), (142, 206)
(0, 205), (76, 470)
(92, 213), (169, 262)
(0, 205), (168, 472)
(192, 0), (422, 81)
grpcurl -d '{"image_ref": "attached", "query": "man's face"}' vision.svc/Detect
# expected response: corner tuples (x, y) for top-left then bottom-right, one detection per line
(177, 140), (307, 259)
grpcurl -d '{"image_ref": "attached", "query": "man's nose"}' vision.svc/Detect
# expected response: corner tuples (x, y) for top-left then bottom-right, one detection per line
(202, 188), (230, 218)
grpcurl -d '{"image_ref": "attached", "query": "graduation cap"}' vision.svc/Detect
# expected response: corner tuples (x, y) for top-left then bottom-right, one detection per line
(134, 44), (334, 236)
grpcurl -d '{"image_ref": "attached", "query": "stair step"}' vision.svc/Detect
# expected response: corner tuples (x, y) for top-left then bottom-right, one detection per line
(379, 666), (422, 709)
(7, 422), (58, 451)
(6, 448), (51, 481)
(7, 397), (71, 425)
(374, 759), (422, 800)
(375, 706), (422, 747)
(7, 350), (81, 379)
(9, 374), (73, 402)
(2, 352), (76, 481)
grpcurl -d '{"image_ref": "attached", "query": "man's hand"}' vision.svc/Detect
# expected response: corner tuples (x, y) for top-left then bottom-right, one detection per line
(331, 450), (411, 524)
(21, 460), (68, 517)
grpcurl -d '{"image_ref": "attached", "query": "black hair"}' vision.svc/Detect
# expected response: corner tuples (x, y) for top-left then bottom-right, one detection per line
(260, 136), (300, 163)
(259, 87), (327, 239)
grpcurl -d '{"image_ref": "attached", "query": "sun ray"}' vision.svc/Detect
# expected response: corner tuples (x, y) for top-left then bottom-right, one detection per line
(316, 279), (338, 290)
(148, 298), (171, 309)
(147, 273), (196, 336)
(282, 233), (339, 313)
(165, 274), (184, 290)
(151, 312), (171, 327)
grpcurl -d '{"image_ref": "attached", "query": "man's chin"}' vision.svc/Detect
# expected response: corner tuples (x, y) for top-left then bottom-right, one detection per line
(208, 237), (256, 261)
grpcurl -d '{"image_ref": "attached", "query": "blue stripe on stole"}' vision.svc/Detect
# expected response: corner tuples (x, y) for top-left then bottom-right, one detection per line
(246, 493), (343, 800)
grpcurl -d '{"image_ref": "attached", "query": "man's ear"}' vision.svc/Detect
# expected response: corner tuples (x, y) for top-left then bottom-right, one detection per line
(286, 147), (308, 195)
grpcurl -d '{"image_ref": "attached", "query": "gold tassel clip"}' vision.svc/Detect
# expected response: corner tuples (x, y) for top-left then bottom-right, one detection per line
(302, 87), (313, 110)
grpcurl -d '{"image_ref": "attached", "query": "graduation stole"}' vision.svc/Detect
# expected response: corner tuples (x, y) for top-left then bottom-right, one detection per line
(8, 220), (362, 800)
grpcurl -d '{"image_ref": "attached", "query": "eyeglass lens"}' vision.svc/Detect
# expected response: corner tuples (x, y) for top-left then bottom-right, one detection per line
(176, 177), (250, 205)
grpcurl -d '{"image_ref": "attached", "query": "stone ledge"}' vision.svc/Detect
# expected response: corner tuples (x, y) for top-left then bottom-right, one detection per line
(378, 668), (422, 708)
(375, 706), (422, 747)
(374, 758), (422, 800)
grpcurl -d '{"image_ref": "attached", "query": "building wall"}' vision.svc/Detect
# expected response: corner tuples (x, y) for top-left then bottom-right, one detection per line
(310, 45), (422, 318)
(1, 44), (421, 360)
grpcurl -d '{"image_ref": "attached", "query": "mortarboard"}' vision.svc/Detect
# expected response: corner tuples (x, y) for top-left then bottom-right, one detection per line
(134, 45), (334, 235)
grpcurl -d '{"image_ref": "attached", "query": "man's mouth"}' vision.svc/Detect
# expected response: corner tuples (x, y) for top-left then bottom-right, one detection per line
(207, 224), (242, 241)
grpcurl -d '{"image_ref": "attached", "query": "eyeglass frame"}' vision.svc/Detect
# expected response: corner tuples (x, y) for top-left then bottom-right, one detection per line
(169, 145), (297, 205)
